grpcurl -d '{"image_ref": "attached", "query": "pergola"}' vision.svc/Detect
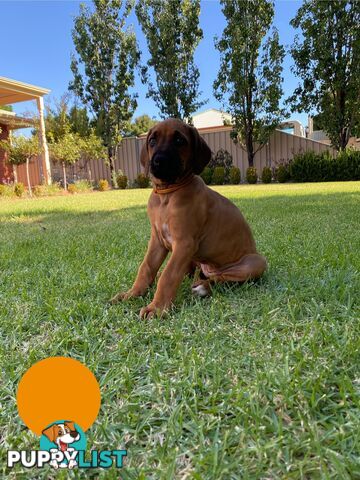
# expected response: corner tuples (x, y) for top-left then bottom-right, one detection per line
(0, 76), (51, 184)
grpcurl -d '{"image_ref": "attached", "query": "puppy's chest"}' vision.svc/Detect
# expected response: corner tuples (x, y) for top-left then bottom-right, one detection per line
(155, 220), (173, 250)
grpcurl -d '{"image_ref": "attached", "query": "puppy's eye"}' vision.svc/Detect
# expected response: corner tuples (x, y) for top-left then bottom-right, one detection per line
(149, 138), (156, 147)
(175, 135), (186, 146)
(58, 430), (62, 435)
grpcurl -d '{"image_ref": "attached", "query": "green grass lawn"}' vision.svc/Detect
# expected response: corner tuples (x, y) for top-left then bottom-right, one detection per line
(1, 182), (359, 479)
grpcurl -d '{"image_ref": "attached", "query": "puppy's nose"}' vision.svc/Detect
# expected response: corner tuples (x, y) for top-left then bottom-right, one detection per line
(70, 431), (79, 439)
(152, 156), (160, 167)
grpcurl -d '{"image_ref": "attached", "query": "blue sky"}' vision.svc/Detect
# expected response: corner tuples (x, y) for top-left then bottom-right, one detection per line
(1, 0), (307, 126)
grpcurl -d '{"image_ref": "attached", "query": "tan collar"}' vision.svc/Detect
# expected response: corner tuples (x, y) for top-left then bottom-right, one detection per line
(153, 174), (194, 194)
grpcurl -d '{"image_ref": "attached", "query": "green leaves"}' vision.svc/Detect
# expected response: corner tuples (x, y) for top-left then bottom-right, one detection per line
(214, 0), (285, 166)
(0, 135), (41, 166)
(136, 0), (206, 121)
(49, 133), (82, 166)
(124, 114), (158, 137)
(288, 0), (360, 150)
(80, 131), (107, 162)
(49, 130), (107, 166)
(70, 0), (140, 153)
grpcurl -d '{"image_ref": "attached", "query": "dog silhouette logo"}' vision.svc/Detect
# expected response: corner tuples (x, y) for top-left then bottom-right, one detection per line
(40, 420), (86, 469)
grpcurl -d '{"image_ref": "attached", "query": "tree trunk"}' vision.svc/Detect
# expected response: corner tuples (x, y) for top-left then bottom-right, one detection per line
(62, 162), (67, 190)
(26, 158), (32, 198)
(247, 151), (255, 168)
(108, 146), (115, 187)
(246, 133), (255, 167)
(87, 161), (92, 184)
(339, 127), (349, 151)
(13, 164), (18, 184)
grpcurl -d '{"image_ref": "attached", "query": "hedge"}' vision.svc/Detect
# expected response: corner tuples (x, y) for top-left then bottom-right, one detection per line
(290, 150), (360, 182)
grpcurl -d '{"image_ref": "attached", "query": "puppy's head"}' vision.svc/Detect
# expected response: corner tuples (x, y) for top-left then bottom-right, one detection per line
(42, 421), (80, 447)
(140, 118), (211, 183)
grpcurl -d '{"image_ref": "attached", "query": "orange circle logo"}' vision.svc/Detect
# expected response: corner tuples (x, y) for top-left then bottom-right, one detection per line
(16, 357), (101, 435)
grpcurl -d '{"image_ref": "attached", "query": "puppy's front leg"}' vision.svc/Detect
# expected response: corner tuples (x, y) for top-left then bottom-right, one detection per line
(110, 230), (167, 304)
(140, 241), (196, 318)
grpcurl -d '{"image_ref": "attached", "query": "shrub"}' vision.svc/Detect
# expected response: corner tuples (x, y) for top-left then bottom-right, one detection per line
(14, 183), (25, 197)
(74, 179), (92, 192)
(135, 173), (150, 188)
(116, 170), (128, 189)
(33, 183), (62, 197)
(200, 166), (213, 185)
(275, 164), (290, 183)
(289, 149), (360, 183)
(98, 179), (109, 191)
(261, 166), (272, 184)
(210, 148), (233, 169)
(334, 149), (360, 181)
(33, 185), (42, 197)
(67, 184), (77, 194)
(290, 151), (322, 182)
(229, 166), (241, 184)
(246, 167), (258, 184)
(0, 183), (16, 197)
(211, 149), (233, 183)
(212, 166), (225, 185)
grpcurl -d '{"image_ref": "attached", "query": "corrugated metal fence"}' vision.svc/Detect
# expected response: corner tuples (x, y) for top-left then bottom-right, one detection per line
(17, 128), (336, 186)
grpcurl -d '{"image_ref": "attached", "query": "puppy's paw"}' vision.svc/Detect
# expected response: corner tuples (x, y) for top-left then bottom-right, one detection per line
(191, 280), (211, 297)
(140, 303), (166, 319)
(109, 290), (135, 305)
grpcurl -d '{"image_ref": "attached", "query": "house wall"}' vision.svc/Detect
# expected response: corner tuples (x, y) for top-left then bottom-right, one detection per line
(0, 123), (14, 183)
(192, 110), (232, 129)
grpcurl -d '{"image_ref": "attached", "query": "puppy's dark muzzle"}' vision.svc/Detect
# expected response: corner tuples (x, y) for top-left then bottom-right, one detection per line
(150, 155), (161, 169)
(150, 150), (183, 182)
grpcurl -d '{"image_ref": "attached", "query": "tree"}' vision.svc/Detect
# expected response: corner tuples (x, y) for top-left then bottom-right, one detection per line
(79, 131), (107, 183)
(289, 1), (360, 150)
(69, 105), (91, 138)
(44, 96), (71, 143)
(45, 96), (91, 142)
(49, 133), (81, 190)
(124, 114), (158, 137)
(0, 135), (41, 197)
(136, 0), (206, 121)
(70, 0), (139, 181)
(214, 0), (285, 167)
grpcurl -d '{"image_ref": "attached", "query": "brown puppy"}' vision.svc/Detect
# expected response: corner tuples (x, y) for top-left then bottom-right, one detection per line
(111, 118), (267, 318)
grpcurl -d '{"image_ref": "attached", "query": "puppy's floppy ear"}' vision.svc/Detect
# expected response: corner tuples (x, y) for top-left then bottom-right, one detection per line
(42, 424), (58, 443)
(187, 125), (212, 174)
(140, 128), (153, 176)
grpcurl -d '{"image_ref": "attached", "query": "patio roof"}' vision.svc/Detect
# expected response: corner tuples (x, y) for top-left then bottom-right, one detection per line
(0, 76), (50, 106)
(0, 109), (35, 130)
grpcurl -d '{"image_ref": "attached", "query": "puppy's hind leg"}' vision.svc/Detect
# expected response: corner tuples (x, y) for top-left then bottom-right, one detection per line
(214, 253), (267, 283)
